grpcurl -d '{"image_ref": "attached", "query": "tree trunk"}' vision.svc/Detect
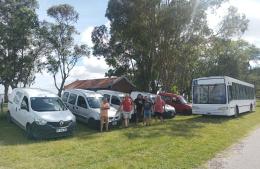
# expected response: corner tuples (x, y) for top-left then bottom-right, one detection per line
(4, 83), (9, 103)
(57, 78), (66, 97)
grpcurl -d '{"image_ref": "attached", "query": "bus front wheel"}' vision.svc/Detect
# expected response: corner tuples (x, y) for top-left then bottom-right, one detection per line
(250, 104), (253, 112)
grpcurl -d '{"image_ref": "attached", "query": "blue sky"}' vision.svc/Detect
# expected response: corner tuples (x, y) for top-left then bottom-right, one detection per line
(1, 0), (260, 94)
(37, 0), (108, 31)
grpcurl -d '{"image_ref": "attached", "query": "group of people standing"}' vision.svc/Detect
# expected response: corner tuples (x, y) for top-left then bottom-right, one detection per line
(99, 94), (166, 132)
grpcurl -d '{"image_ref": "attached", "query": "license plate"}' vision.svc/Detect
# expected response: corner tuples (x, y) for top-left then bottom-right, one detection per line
(112, 121), (117, 125)
(56, 128), (67, 133)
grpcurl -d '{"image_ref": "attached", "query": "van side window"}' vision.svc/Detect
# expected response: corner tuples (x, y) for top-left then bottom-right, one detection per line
(77, 96), (88, 108)
(162, 96), (171, 102)
(111, 96), (121, 105)
(103, 94), (110, 102)
(68, 93), (77, 105)
(172, 97), (180, 104)
(62, 92), (69, 102)
(21, 96), (29, 111)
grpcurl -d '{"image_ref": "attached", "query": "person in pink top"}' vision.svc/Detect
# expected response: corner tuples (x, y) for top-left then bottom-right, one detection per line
(154, 95), (165, 122)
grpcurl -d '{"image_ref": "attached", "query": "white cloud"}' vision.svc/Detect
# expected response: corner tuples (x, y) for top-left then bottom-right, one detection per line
(80, 26), (94, 47)
(207, 0), (260, 48)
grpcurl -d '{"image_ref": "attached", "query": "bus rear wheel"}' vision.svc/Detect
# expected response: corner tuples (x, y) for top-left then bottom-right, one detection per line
(250, 104), (253, 112)
(234, 107), (239, 118)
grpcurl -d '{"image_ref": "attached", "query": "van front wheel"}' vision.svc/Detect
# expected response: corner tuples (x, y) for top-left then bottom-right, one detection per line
(88, 118), (99, 130)
(26, 124), (34, 139)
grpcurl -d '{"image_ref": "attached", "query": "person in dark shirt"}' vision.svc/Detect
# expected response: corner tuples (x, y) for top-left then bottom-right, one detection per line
(134, 94), (144, 124)
(143, 96), (153, 126)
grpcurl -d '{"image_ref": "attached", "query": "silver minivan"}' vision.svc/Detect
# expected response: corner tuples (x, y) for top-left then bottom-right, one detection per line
(62, 89), (120, 129)
(7, 88), (76, 139)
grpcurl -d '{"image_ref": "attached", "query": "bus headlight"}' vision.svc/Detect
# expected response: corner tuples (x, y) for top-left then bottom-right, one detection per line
(218, 107), (228, 110)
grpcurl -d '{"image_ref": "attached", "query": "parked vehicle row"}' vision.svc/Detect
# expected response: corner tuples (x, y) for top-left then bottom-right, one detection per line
(7, 88), (192, 140)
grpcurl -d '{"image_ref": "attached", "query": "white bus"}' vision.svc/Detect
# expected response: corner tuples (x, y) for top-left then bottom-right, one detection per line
(192, 76), (256, 116)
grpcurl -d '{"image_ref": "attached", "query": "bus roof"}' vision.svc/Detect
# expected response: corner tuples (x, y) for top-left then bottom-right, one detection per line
(193, 76), (254, 88)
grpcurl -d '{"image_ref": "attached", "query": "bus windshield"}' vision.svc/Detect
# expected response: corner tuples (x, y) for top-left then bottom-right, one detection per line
(193, 84), (226, 104)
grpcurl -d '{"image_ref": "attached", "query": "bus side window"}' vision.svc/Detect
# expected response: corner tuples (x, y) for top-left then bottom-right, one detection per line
(228, 85), (232, 102)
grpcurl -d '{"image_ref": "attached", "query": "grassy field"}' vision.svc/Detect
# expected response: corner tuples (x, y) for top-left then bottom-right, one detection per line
(0, 102), (260, 169)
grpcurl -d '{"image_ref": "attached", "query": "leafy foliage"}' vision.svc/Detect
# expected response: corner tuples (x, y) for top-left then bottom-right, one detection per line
(43, 4), (90, 96)
(0, 0), (44, 101)
(92, 0), (259, 95)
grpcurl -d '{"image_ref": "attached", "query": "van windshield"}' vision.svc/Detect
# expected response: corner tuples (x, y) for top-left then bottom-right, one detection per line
(30, 97), (67, 112)
(87, 97), (102, 109)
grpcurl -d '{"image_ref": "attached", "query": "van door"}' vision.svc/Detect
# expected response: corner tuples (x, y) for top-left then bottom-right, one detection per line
(17, 96), (30, 127)
(75, 95), (89, 120)
(66, 93), (78, 114)
(172, 96), (182, 113)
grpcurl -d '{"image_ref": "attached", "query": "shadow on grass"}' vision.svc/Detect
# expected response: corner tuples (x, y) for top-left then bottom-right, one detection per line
(123, 113), (252, 140)
(0, 110), (254, 146)
(0, 112), (100, 146)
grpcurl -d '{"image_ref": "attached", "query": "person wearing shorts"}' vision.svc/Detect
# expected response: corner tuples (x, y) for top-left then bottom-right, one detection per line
(154, 95), (165, 122)
(143, 96), (153, 126)
(100, 97), (110, 132)
(119, 94), (133, 128)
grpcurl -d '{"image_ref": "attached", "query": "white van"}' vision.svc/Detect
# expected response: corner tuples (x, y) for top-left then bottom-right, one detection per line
(96, 90), (135, 119)
(96, 90), (126, 110)
(7, 88), (76, 139)
(130, 91), (176, 118)
(62, 89), (120, 129)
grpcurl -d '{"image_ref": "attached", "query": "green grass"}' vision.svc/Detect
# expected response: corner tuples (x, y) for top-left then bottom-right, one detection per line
(0, 102), (260, 169)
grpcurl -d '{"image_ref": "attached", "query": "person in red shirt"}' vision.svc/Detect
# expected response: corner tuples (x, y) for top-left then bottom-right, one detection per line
(119, 94), (133, 128)
(154, 95), (165, 122)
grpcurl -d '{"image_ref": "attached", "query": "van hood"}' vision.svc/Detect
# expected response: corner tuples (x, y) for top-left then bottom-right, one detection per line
(35, 110), (75, 122)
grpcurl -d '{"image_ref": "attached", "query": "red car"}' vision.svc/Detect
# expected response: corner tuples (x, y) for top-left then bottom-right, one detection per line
(159, 93), (192, 115)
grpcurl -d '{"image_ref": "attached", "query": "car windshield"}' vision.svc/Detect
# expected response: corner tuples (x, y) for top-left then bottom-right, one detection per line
(87, 97), (102, 109)
(179, 96), (188, 104)
(30, 97), (67, 112)
(193, 84), (226, 104)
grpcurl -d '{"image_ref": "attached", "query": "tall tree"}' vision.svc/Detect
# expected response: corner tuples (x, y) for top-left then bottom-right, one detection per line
(43, 4), (90, 96)
(92, 0), (252, 94)
(0, 0), (42, 101)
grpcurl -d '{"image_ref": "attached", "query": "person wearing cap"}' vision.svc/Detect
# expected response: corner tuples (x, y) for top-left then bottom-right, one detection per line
(119, 94), (133, 128)
(143, 96), (153, 126)
(100, 97), (110, 132)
